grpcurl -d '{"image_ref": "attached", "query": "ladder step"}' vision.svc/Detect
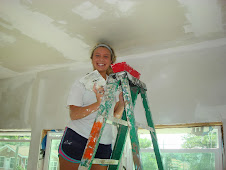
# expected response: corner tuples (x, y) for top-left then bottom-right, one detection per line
(92, 159), (119, 165)
(136, 122), (154, 133)
(107, 116), (154, 133)
(107, 115), (128, 126)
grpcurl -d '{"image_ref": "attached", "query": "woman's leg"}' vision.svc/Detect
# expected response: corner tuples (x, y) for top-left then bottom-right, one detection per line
(59, 155), (79, 170)
(91, 164), (108, 170)
(59, 155), (108, 170)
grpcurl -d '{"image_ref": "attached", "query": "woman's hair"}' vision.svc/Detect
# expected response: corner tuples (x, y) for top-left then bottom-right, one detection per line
(90, 43), (117, 75)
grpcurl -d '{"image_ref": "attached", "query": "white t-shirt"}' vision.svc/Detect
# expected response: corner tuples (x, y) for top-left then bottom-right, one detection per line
(66, 77), (118, 145)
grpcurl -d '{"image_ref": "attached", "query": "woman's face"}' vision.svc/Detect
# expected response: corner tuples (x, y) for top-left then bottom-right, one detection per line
(92, 47), (112, 74)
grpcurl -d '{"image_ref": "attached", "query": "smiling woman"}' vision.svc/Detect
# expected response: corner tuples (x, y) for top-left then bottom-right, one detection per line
(90, 43), (117, 78)
(58, 43), (125, 170)
(91, 46), (112, 79)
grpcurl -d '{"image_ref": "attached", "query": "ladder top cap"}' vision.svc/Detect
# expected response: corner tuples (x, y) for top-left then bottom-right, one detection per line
(109, 71), (147, 91)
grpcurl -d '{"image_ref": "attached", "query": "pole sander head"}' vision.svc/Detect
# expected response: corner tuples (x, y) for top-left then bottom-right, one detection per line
(111, 62), (141, 79)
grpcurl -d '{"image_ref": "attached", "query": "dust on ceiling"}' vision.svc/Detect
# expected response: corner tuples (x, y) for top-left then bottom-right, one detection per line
(0, 0), (225, 79)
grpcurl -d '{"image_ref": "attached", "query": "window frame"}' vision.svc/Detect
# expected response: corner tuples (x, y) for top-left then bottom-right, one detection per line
(139, 124), (223, 170)
(42, 122), (224, 170)
(0, 130), (31, 170)
(9, 157), (15, 169)
(49, 160), (58, 170)
(0, 156), (5, 168)
(25, 158), (28, 169)
(43, 131), (62, 170)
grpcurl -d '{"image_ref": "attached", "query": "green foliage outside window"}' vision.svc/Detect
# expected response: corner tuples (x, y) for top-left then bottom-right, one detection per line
(138, 135), (152, 149)
(140, 152), (215, 170)
(0, 135), (30, 147)
(0, 133), (31, 170)
(182, 132), (217, 149)
(138, 127), (218, 170)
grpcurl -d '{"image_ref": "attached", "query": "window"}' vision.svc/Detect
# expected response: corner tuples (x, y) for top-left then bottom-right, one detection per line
(43, 131), (63, 170)
(0, 156), (4, 168)
(49, 161), (58, 170)
(25, 158), (28, 169)
(0, 130), (31, 170)
(42, 124), (224, 170)
(138, 124), (223, 170)
(10, 157), (15, 169)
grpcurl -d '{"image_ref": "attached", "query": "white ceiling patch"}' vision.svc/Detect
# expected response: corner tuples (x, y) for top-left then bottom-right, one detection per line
(0, 31), (16, 47)
(105, 0), (118, 4)
(178, 0), (223, 36)
(57, 20), (67, 25)
(0, 20), (14, 30)
(105, 0), (135, 16)
(72, 1), (104, 20)
(117, 1), (135, 13)
(0, 66), (18, 79)
(0, 0), (89, 61)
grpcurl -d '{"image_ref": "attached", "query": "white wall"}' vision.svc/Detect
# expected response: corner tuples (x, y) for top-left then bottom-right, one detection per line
(0, 64), (92, 169)
(131, 44), (226, 125)
(0, 41), (225, 169)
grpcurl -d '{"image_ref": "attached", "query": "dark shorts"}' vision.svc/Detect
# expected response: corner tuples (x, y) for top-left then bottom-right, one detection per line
(59, 127), (112, 163)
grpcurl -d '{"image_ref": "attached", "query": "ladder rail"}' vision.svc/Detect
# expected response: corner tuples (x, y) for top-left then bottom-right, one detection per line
(120, 76), (143, 170)
(109, 77), (141, 170)
(141, 89), (164, 170)
(78, 81), (120, 170)
(108, 111), (129, 170)
(78, 71), (164, 170)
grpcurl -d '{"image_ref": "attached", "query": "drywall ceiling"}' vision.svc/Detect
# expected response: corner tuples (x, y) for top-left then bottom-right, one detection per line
(0, 0), (226, 79)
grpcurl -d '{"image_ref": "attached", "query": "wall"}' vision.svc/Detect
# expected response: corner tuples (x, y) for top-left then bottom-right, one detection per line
(0, 64), (91, 169)
(131, 44), (226, 125)
(131, 42), (226, 168)
(0, 41), (225, 169)
(0, 74), (35, 129)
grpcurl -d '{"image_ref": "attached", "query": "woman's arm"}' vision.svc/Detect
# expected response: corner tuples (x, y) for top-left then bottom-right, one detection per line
(69, 102), (100, 120)
(114, 92), (125, 119)
(69, 85), (104, 120)
(70, 85), (124, 120)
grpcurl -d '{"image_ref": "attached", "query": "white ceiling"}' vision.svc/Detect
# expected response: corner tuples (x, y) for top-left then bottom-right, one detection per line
(0, 0), (226, 79)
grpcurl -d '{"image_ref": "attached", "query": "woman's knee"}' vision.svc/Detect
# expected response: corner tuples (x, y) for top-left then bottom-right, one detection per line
(59, 155), (79, 170)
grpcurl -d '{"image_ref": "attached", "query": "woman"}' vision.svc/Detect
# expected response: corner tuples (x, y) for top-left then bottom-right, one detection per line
(59, 43), (125, 170)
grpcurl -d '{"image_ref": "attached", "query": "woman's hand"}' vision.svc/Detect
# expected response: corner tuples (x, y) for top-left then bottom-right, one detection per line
(69, 84), (105, 120)
(114, 92), (125, 119)
(93, 84), (105, 104)
(118, 92), (125, 107)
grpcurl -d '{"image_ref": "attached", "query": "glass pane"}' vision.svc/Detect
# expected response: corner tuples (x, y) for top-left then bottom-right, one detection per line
(141, 152), (215, 170)
(48, 139), (61, 170)
(0, 132), (31, 140)
(0, 142), (30, 170)
(139, 126), (219, 149)
(0, 157), (4, 168)
(140, 152), (158, 170)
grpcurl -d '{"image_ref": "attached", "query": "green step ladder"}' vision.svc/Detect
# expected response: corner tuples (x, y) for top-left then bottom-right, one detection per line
(78, 71), (164, 170)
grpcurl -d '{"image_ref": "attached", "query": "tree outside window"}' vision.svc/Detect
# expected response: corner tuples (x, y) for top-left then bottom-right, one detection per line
(138, 126), (221, 170)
